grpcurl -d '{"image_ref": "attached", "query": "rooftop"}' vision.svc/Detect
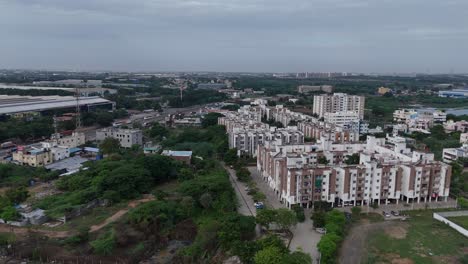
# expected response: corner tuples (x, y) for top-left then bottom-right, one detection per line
(0, 95), (114, 114)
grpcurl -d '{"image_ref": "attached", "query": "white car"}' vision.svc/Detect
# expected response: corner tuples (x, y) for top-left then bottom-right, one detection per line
(316, 228), (327, 234)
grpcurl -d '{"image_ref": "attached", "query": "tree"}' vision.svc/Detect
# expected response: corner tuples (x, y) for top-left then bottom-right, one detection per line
(5, 187), (29, 204)
(254, 246), (284, 264)
(202, 112), (224, 128)
(224, 148), (238, 165)
(318, 156), (329, 165)
(199, 193), (213, 209)
(344, 153), (360, 165)
(99, 137), (120, 155)
(317, 233), (341, 263)
(95, 111), (114, 127)
(256, 209), (276, 229)
(275, 208), (297, 231)
(325, 210), (346, 228)
(311, 211), (326, 228)
(149, 123), (169, 140)
(0, 206), (20, 221)
(90, 230), (116, 255)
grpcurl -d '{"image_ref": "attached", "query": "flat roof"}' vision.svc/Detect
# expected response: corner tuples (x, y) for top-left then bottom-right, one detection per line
(45, 156), (90, 172)
(162, 150), (192, 157)
(0, 95), (114, 114)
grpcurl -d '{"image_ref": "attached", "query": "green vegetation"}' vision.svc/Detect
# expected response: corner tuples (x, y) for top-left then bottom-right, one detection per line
(162, 125), (228, 158)
(34, 155), (179, 218)
(0, 115), (54, 141)
(256, 208), (297, 231)
(367, 210), (468, 264)
(447, 216), (468, 229)
(90, 230), (116, 255)
(450, 158), (468, 200)
(317, 210), (347, 264)
(292, 205), (306, 222)
(0, 163), (58, 187)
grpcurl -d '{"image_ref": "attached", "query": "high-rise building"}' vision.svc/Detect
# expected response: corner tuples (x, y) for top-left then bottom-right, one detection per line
(313, 93), (365, 119)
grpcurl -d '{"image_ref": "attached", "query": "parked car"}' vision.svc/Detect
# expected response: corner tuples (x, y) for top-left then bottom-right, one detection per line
(391, 210), (400, 216)
(382, 211), (391, 217)
(316, 227), (327, 234)
(254, 202), (264, 209)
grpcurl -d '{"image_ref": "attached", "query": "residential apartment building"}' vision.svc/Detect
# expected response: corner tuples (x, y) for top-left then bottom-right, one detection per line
(297, 121), (359, 143)
(96, 127), (143, 148)
(13, 145), (54, 167)
(257, 135), (451, 208)
(442, 144), (468, 163)
(444, 120), (468, 133)
(297, 85), (333, 94)
(50, 132), (86, 148)
(393, 109), (446, 134)
(461, 133), (468, 144)
(312, 93), (365, 119)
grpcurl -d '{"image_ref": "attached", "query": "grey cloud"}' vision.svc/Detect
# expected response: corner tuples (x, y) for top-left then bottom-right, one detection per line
(0, 0), (467, 72)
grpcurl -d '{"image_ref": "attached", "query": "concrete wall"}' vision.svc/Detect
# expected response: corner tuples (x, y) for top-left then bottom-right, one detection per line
(433, 211), (468, 238)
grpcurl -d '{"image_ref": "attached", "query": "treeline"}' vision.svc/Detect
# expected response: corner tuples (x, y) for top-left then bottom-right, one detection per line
(0, 116), (54, 141)
(0, 88), (75, 97)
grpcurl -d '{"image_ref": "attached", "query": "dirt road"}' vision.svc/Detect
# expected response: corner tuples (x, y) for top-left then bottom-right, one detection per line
(0, 196), (156, 239)
(89, 197), (155, 232)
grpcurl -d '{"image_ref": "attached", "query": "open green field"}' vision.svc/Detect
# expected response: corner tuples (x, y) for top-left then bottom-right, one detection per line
(447, 216), (468, 230)
(366, 210), (468, 264)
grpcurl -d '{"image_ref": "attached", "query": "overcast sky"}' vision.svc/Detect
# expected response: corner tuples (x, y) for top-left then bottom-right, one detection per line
(1, 0), (467, 73)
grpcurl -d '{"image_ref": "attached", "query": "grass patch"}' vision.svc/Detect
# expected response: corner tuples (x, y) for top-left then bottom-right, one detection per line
(367, 210), (468, 264)
(447, 216), (468, 230)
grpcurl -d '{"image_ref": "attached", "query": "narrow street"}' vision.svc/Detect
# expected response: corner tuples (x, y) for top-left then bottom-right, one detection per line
(248, 166), (322, 263)
(225, 165), (256, 217)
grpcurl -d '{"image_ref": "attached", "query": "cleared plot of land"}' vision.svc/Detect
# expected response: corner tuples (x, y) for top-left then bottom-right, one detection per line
(364, 211), (468, 264)
(447, 216), (468, 230)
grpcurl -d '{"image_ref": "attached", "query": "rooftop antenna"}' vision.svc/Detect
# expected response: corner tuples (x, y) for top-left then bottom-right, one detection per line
(75, 87), (81, 129)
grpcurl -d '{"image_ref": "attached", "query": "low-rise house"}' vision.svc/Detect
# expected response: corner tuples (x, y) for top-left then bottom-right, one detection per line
(96, 127), (143, 148)
(13, 145), (53, 167)
(162, 150), (192, 164)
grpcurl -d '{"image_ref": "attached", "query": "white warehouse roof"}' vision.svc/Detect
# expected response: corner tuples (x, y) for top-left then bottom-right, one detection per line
(0, 95), (115, 114)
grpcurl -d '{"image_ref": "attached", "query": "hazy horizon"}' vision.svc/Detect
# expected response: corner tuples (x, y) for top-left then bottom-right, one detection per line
(1, 0), (468, 73)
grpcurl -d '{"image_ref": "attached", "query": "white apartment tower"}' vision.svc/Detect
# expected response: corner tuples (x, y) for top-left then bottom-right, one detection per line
(313, 93), (365, 119)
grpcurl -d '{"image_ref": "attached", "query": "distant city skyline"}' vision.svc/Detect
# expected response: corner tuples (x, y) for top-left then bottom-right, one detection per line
(1, 0), (467, 73)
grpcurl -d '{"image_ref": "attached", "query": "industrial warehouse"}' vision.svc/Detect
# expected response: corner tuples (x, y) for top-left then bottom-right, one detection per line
(0, 95), (115, 115)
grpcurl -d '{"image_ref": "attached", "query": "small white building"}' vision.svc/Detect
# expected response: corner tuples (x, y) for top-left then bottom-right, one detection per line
(96, 127), (143, 148)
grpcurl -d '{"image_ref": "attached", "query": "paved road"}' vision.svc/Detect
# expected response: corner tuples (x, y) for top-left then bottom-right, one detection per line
(248, 166), (322, 263)
(226, 165), (256, 217)
(248, 166), (283, 209)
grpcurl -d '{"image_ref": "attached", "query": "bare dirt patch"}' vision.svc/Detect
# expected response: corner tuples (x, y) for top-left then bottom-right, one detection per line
(384, 225), (408, 239)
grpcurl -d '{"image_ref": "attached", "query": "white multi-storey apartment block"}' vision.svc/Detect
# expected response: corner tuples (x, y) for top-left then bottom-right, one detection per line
(257, 135), (451, 208)
(313, 93), (365, 119)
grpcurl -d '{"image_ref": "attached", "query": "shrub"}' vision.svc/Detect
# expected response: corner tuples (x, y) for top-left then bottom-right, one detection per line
(292, 205), (306, 222)
(90, 230), (116, 255)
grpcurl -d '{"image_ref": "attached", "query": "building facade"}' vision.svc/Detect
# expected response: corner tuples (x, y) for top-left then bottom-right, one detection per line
(257, 135), (451, 208)
(96, 128), (143, 148)
(312, 93), (365, 119)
